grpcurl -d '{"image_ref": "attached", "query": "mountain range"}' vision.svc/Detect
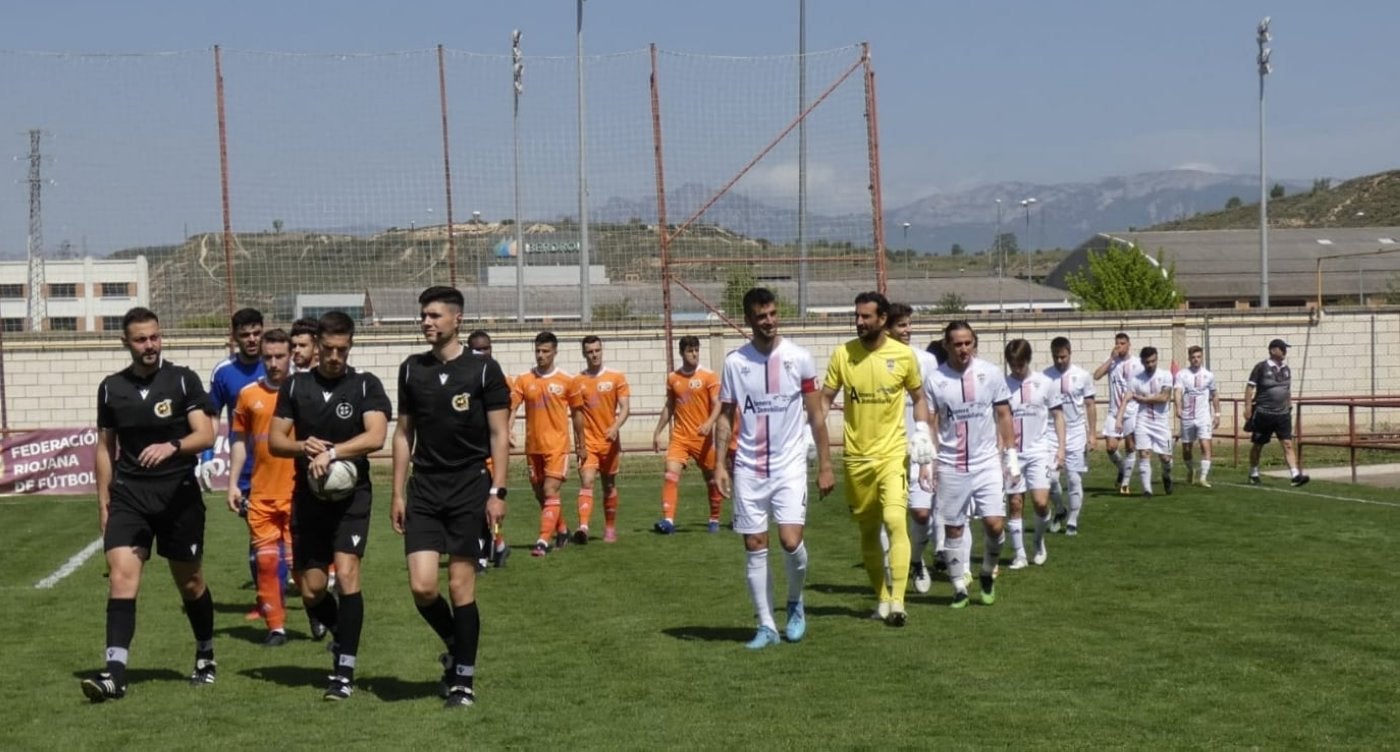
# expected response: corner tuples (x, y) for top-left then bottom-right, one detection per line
(590, 170), (1311, 254)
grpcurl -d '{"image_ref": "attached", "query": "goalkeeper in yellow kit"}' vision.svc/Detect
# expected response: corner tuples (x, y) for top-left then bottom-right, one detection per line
(822, 292), (934, 627)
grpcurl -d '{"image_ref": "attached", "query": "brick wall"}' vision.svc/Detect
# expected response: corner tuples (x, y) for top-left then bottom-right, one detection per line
(4, 309), (1395, 441)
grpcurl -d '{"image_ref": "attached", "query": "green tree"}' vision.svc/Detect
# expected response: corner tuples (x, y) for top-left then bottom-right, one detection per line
(1225, 196), (1243, 210)
(935, 292), (967, 314)
(722, 266), (798, 318)
(949, 243), (965, 256)
(723, 267), (758, 314)
(1065, 241), (1182, 311)
(272, 219), (284, 234)
(593, 297), (634, 321)
(994, 232), (1019, 255)
(1311, 177), (1332, 195)
(1270, 183), (1286, 199)
(1384, 274), (1400, 305)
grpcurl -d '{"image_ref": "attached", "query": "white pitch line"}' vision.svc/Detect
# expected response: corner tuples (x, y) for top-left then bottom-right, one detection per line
(34, 538), (103, 589)
(1219, 482), (1400, 509)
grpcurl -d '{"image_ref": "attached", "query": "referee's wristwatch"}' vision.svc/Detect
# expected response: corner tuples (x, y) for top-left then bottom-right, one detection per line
(489, 487), (508, 500)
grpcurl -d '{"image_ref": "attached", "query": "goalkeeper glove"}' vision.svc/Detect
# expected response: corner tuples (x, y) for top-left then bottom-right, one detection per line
(909, 423), (935, 465)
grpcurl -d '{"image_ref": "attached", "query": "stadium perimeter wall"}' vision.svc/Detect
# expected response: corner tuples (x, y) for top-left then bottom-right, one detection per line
(4, 309), (1395, 445)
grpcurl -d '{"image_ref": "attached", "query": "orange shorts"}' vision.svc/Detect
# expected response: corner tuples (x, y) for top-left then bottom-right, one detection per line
(666, 435), (716, 471)
(527, 453), (569, 484)
(247, 497), (293, 549)
(580, 441), (621, 476)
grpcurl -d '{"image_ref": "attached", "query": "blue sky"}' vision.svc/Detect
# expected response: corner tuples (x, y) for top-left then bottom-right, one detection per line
(0, 1), (1395, 255)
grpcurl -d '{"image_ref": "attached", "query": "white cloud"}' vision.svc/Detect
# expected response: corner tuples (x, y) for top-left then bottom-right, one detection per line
(740, 159), (871, 214)
(1172, 161), (1224, 173)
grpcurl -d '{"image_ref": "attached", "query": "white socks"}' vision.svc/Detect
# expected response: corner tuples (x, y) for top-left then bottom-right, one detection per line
(1066, 472), (1084, 528)
(783, 542), (808, 606)
(746, 548), (776, 631)
(1007, 517), (1025, 558)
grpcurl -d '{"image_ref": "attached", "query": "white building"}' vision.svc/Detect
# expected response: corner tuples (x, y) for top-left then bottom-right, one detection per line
(0, 256), (149, 333)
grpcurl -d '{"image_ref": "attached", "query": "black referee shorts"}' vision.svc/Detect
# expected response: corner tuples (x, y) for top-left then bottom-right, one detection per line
(404, 464), (490, 559)
(104, 474), (206, 561)
(1250, 411), (1292, 444)
(292, 483), (372, 570)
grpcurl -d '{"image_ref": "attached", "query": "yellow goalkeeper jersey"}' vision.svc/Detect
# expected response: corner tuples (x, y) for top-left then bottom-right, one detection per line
(823, 336), (921, 460)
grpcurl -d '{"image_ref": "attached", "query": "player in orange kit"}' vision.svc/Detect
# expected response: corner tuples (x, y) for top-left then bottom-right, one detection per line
(568, 336), (631, 544)
(650, 335), (723, 534)
(226, 328), (298, 646)
(510, 332), (575, 557)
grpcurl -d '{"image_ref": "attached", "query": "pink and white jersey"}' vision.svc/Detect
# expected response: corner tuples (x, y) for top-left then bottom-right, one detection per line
(1007, 371), (1063, 458)
(925, 357), (1011, 473)
(1044, 363), (1094, 434)
(1129, 367), (1175, 425)
(1109, 356), (1142, 418)
(1174, 366), (1217, 423)
(720, 338), (818, 477)
(903, 349), (940, 439)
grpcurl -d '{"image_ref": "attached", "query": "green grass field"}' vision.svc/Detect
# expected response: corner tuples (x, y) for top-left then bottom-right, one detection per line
(2, 455), (1398, 750)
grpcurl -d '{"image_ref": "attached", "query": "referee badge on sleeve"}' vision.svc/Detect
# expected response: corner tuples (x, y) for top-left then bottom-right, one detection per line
(154, 399), (173, 418)
(452, 393), (470, 412)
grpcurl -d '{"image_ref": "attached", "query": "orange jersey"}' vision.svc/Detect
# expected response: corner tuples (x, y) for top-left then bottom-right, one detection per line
(512, 368), (574, 455)
(568, 368), (630, 451)
(666, 367), (720, 439)
(232, 379), (295, 501)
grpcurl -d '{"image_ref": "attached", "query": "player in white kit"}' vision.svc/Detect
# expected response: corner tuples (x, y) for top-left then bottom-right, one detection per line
(1095, 332), (1140, 495)
(1044, 337), (1096, 536)
(1115, 346), (1175, 497)
(1003, 340), (1066, 569)
(923, 321), (1017, 608)
(1174, 345), (1219, 488)
(885, 304), (941, 594)
(713, 288), (835, 650)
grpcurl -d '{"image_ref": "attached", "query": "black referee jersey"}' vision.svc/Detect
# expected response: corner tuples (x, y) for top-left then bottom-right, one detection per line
(397, 350), (511, 471)
(96, 361), (214, 481)
(274, 367), (392, 487)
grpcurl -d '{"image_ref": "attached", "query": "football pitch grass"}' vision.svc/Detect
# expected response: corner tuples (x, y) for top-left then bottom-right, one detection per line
(1, 456), (1397, 750)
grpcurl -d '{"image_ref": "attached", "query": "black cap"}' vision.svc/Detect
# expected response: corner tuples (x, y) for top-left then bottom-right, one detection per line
(1268, 338), (1289, 351)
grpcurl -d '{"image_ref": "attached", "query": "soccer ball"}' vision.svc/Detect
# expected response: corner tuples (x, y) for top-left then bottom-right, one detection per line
(308, 460), (359, 502)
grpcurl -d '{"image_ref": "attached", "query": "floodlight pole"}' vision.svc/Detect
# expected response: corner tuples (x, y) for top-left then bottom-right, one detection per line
(513, 30), (526, 323)
(1258, 17), (1272, 308)
(1021, 197), (1036, 311)
(796, 0), (809, 319)
(995, 198), (1003, 311)
(577, 0), (592, 323)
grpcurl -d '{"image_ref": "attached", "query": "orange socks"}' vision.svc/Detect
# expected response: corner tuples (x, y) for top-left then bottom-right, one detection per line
(707, 479), (723, 522)
(255, 546), (285, 631)
(661, 471), (680, 521)
(539, 497), (561, 541)
(603, 488), (619, 527)
(577, 488), (594, 529)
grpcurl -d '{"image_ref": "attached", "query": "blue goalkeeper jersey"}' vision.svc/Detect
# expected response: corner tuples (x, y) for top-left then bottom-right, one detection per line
(209, 354), (264, 493)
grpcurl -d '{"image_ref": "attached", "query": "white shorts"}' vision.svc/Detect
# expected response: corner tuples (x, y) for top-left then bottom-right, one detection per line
(1181, 419), (1214, 443)
(1006, 452), (1053, 494)
(1049, 426), (1089, 474)
(1107, 411), (1139, 439)
(935, 464), (1006, 527)
(731, 467), (808, 535)
(1133, 416), (1173, 456)
(907, 462), (933, 511)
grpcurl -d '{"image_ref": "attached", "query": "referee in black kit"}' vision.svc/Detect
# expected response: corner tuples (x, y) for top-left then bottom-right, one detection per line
(391, 286), (511, 709)
(82, 307), (218, 703)
(269, 311), (390, 701)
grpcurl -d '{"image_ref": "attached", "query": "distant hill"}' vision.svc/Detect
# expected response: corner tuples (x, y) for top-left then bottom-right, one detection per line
(1147, 170), (1400, 230)
(883, 170), (1313, 253)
